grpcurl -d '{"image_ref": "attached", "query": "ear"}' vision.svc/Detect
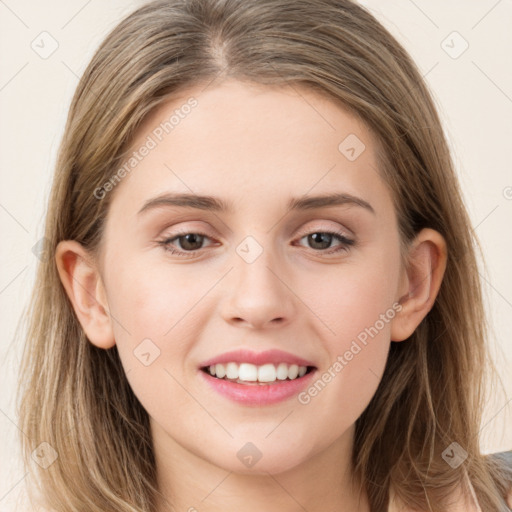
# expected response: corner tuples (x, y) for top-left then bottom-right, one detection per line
(390, 228), (447, 342)
(55, 240), (115, 349)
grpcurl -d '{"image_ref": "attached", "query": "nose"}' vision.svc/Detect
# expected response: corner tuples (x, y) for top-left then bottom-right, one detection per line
(220, 240), (296, 330)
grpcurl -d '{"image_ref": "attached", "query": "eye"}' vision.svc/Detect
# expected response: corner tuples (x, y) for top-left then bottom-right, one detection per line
(157, 228), (355, 258)
(157, 230), (215, 257)
(295, 229), (355, 254)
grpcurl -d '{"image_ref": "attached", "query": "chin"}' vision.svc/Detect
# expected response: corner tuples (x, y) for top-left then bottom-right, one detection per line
(208, 437), (313, 476)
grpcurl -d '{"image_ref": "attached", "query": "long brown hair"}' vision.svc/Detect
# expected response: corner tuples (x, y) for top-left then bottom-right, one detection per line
(16, 0), (512, 510)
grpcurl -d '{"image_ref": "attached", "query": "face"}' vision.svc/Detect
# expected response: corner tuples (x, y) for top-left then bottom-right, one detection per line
(95, 78), (405, 476)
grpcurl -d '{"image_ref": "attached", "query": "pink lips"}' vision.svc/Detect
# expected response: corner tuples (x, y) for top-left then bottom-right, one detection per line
(199, 369), (317, 406)
(198, 349), (318, 406)
(199, 349), (315, 369)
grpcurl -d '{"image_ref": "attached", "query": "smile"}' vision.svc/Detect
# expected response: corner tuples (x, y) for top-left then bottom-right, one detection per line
(199, 364), (318, 406)
(201, 362), (313, 384)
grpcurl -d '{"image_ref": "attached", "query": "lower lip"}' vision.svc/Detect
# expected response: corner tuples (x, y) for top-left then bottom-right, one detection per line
(199, 368), (317, 406)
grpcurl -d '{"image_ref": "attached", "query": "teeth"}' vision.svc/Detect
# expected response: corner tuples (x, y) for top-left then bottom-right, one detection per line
(239, 363), (258, 381)
(215, 364), (226, 379)
(205, 362), (310, 383)
(258, 363), (276, 383)
(276, 362), (289, 380)
(225, 362), (238, 379)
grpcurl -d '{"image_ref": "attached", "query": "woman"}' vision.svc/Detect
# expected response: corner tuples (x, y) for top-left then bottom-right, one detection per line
(16, 0), (512, 510)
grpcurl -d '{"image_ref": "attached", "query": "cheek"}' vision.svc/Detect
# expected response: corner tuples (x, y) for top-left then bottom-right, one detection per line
(105, 262), (206, 422)
(294, 245), (399, 414)
(104, 258), (210, 386)
(295, 285), (394, 444)
(299, 245), (400, 347)
(107, 255), (208, 340)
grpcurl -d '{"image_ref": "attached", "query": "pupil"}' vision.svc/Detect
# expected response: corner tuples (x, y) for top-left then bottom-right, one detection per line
(181, 234), (203, 250)
(309, 232), (331, 249)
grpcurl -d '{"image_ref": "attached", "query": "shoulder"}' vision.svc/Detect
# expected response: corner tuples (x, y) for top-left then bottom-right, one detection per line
(388, 484), (481, 512)
(388, 450), (512, 512)
(447, 451), (512, 512)
(486, 450), (512, 510)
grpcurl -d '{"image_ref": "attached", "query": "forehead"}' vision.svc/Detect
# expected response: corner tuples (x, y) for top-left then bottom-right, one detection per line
(106, 78), (391, 223)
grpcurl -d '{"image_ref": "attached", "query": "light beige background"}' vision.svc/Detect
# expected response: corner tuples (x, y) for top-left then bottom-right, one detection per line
(1, 1), (511, 510)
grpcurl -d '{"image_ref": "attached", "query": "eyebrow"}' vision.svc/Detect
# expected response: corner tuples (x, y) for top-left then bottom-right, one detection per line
(137, 192), (375, 216)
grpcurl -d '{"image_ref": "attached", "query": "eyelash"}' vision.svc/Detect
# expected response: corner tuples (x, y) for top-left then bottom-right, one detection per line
(157, 228), (355, 258)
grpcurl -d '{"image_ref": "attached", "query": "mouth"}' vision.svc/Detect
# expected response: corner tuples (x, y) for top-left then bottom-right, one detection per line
(200, 362), (317, 386)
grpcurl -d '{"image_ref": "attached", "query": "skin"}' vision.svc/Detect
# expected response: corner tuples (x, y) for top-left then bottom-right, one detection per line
(56, 78), (448, 512)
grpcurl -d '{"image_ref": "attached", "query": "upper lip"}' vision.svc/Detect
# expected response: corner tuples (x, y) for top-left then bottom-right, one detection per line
(199, 349), (316, 369)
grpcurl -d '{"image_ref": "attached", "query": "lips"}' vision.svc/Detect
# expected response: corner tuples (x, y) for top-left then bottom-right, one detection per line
(199, 348), (316, 368)
(199, 363), (318, 406)
(197, 349), (318, 404)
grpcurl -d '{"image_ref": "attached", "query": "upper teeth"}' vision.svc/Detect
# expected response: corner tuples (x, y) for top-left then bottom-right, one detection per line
(208, 362), (308, 383)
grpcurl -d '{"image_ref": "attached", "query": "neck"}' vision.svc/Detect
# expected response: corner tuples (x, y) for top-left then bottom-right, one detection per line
(152, 422), (370, 512)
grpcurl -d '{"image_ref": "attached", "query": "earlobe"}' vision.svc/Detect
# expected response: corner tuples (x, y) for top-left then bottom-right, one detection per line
(55, 240), (116, 349)
(390, 228), (447, 342)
